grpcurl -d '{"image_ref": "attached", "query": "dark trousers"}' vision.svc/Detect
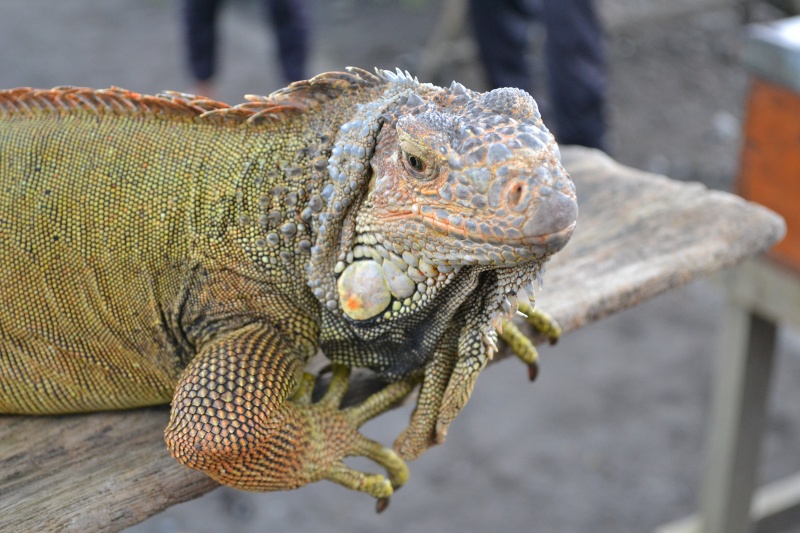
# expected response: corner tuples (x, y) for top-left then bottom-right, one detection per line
(469, 0), (608, 151)
(183, 0), (308, 84)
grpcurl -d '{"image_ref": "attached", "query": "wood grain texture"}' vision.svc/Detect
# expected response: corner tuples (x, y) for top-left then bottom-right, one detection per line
(530, 147), (785, 338)
(0, 147), (786, 532)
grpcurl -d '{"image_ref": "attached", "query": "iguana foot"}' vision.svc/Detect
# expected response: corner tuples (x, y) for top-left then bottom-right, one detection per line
(295, 364), (416, 506)
(499, 302), (561, 381)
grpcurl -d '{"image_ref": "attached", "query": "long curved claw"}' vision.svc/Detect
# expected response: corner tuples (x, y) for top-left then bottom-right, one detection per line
(375, 497), (391, 514)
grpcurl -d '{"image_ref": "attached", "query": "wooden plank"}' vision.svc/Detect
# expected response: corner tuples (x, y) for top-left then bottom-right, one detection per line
(0, 408), (216, 532)
(0, 147), (787, 532)
(530, 147), (785, 336)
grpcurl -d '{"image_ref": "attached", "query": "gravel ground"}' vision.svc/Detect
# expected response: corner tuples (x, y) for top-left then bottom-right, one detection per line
(2, 1), (799, 532)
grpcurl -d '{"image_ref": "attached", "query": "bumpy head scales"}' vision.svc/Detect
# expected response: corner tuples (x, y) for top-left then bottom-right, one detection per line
(367, 82), (576, 265)
(309, 69), (577, 343)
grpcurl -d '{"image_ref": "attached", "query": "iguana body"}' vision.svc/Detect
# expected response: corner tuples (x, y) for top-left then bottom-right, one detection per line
(0, 69), (577, 503)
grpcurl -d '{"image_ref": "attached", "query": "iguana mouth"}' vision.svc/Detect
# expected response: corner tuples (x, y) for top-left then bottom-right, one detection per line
(374, 174), (579, 265)
(417, 215), (576, 256)
(333, 226), (553, 326)
(409, 186), (578, 253)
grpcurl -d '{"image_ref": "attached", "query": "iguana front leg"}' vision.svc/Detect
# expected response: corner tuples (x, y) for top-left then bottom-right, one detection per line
(164, 322), (415, 503)
(394, 318), (486, 461)
(393, 345), (457, 460)
(394, 304), (562, 461)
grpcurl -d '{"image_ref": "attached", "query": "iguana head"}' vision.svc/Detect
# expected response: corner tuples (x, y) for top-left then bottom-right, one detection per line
(308, 69), (576, 371)
(369, 83), (576, 259)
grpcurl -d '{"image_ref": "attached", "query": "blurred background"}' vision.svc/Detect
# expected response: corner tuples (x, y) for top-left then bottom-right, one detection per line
(2, 1), (800, 531)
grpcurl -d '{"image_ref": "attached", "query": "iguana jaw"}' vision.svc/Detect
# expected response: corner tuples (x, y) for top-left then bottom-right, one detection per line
(374, 208), (576, 263)
(332, 228), (552, 330)
(321, 250), (539, 372)
(415, 210), (576, 250)
(334, 174), (575, 324)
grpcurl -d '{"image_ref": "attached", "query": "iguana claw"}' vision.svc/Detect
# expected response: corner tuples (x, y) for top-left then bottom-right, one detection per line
(528, 362), (539, 382)
(375, 496), (391, 514)
(499, 303), (562, 381)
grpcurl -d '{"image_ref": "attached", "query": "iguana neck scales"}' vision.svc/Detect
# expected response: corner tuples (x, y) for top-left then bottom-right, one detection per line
(0, 68), (576, 506)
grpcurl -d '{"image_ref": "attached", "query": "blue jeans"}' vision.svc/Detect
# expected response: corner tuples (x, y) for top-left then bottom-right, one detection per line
(469, 0), (608, 151)
(183, 0), (308, 84)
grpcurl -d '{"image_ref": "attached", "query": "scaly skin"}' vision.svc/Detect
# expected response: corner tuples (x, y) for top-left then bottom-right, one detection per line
(0, 69), (577, 505)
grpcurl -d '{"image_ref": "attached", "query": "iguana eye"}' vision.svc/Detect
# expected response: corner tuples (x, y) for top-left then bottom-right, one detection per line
(402, 150), (430, 178)
(407, 154), (424, 171)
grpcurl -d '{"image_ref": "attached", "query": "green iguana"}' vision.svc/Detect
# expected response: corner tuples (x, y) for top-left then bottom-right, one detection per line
(0, 68), (577, 508)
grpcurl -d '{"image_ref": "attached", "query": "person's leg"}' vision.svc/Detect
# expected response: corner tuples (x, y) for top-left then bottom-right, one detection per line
(264, 0), (309, 83)
(183, 0), (222, 96)
(542, 0), (608, 151)
(468, 0), (537, 93)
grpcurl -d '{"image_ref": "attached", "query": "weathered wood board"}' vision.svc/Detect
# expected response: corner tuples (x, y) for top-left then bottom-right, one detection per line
(0, 147), (786, 532)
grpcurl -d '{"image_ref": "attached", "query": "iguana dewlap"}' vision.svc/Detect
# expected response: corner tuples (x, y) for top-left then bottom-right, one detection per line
(0, 69), (576, 506)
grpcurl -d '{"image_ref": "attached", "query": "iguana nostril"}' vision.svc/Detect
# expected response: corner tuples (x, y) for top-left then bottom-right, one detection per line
(522, 190), (578, 237)
(505, 180), (526, 211)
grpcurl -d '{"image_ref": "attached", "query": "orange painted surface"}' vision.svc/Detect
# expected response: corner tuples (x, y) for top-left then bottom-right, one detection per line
(737, 78), (800, 272)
